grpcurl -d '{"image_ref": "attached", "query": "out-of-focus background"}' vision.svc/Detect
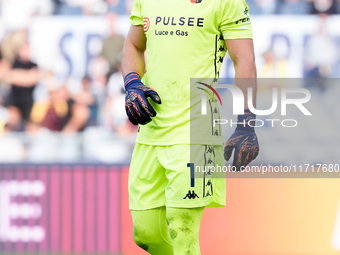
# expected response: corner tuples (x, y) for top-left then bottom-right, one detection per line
(0, 1), (340, 255)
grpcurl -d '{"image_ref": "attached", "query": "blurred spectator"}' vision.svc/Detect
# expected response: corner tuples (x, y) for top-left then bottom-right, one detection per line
(106, 0), (126, 15)
(100, 13), (125, 79)
(104, 61), (136, 134)
(259, 36), (290, 78)
(30, 75), (95, 133)
(54, 0), (82, 15)
(56, 0), (108, 15)
(70, 76), (97, 128)
(259, 50), (288, 77)
(88, 56), (108, 96)
(0, 49), (11, 82)
(255, 0), (277, 14)
(307, 0), (338, 14)
(304, 15), (338, 80)
(3, 41), (39, 131)
(0, 94), (9, 135)
(246, 0), (339, 14)
(52, 0), (62, 14)
(246, 0), (266, 14)
(0, 51), (10, 134)
(61, 76), (95, 133)
(276, 0), (309, 14)
(0, 30), (27, 65)
(53, 0), (131, 15)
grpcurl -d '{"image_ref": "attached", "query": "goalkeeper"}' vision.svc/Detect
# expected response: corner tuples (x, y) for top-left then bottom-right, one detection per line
(121, 0), (259, 253)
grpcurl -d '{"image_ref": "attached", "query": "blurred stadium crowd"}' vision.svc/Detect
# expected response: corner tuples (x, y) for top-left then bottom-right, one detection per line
(0, 0), (339, 17)
(0, 29), (133, 135)
(0, 8), (135, 162)
(0, 0), (338, 163)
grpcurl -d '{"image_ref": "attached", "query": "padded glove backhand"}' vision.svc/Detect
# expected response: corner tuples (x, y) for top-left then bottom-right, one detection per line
(224, 110), (259, 171)
(124, 72), (161, 125)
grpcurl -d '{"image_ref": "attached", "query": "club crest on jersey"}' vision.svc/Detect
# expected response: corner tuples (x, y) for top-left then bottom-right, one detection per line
(191, 0), (202, 3)
(143, 17), (150, 32)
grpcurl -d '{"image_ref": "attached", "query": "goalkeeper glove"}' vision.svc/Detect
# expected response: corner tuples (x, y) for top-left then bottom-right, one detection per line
(124, 72), (161, 125)
(224, 109), (259, 171)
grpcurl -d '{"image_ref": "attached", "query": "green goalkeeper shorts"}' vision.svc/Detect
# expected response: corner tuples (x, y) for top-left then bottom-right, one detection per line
(128, 143), (226, 210)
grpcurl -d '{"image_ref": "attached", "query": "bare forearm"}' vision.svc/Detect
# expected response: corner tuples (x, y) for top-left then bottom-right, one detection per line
(234, 60), (257, 109)
(121, 26), (146, 78)
(7, 69), (39, 87)
(121, 41), (145, 78)
(226, 39), (257, 109)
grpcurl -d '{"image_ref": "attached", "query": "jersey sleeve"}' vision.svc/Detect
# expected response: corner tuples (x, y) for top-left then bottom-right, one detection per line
(130, 0), (143, 26)
(219, 0), (253, 40)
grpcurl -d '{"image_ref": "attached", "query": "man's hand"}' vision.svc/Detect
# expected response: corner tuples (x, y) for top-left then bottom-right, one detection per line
(224, 110), (259, 171)
(124, 72), (161, 125)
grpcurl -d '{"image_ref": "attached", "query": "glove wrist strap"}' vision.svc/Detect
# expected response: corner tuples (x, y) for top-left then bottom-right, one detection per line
(236, 109), (256, 132)
(124, 72), (141, 88)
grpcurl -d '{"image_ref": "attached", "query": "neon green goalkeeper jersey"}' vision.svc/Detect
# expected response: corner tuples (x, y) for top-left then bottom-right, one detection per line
(130, 0), (253, 145)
